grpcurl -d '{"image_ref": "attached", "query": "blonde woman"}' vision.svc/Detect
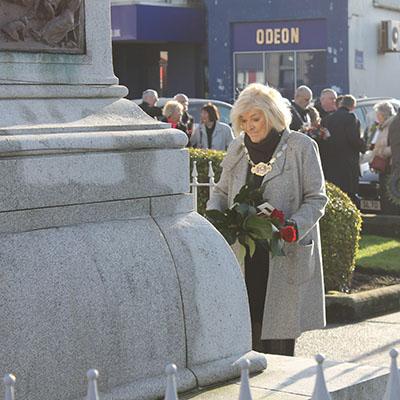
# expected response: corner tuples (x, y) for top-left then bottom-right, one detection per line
(207, 83), (328, 355)
(370, 101), (397, 213)
(161, 100), (187, 135)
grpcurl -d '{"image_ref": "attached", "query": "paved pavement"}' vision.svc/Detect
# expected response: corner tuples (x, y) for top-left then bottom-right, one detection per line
(295, 311), (400, 368)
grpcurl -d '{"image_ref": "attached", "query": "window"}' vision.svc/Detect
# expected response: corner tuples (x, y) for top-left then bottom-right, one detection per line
(234, 50), (326, 100)
(234, 53), (264, 92)
(296, 52), (326, 94)
(265, 52), (294, 100)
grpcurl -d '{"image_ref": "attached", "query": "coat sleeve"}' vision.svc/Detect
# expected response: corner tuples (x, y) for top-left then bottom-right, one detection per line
(225, 126), (235, 150)
(347, 116), (366, 153)
(206, 162), (230, 211)
(290, 140), (328, 241)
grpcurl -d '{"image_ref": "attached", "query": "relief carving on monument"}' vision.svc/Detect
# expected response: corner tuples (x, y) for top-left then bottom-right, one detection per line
(0, 0), (85, 54)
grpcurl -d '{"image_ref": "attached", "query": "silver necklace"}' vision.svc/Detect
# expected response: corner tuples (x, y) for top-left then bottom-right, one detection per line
(242, 142), (287, 177)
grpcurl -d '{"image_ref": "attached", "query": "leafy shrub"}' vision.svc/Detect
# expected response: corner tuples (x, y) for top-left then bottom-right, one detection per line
(189, 148), (362, 292)
(320, 183), (362, 291)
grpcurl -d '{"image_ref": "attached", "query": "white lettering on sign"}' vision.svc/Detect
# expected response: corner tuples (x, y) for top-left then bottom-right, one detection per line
(255, 27), (300, 45)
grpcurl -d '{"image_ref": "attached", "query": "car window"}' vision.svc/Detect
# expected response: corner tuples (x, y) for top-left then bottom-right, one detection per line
(364, 105), (377, 131)
(188, 104), (201, 125)
(218, 105), (232, 125)
(353, 106), (366, 133)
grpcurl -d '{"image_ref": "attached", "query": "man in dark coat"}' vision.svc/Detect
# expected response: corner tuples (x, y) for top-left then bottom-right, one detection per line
(314, 88), (338, 124)
(289, 85), (312, 132)
(324, 95), (366, 206)
(313, 88), (338, 167)
(138, 89), (163, 120)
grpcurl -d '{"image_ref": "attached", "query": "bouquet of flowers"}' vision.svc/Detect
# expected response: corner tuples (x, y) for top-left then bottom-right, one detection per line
(205, 182), (297, 262)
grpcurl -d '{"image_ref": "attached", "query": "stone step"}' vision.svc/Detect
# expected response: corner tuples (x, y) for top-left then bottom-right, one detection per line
(182, 354), (389, 400)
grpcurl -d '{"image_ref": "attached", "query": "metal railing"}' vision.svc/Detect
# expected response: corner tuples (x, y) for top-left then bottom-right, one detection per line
(2, 349), (399, 399)
(190, 160), (216, 212)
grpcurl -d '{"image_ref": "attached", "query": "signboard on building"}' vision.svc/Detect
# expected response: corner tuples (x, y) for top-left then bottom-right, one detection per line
(354, 50), (364, 69)
(232, 19), (327, 52)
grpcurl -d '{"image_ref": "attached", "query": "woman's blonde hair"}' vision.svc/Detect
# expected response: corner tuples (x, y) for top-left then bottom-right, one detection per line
(162, 100), (183, 118)
(230, 83), (292, 136)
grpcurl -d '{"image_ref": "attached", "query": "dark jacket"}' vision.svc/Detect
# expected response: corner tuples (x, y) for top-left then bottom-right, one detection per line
(388, 111), (400, 175)
(289, 101), (310, 131)
(314, 102), (331, 126)
(181, 110), (194, 135)
(139, 101), (163, 119)
(324, 107), (366, 195)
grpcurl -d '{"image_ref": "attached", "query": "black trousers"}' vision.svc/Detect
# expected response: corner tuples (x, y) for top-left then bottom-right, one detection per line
(244, 243), (295, 356)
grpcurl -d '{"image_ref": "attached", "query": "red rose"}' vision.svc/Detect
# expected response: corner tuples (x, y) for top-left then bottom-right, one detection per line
(279, 226), (297, 242)
(271, 209), (285, 225)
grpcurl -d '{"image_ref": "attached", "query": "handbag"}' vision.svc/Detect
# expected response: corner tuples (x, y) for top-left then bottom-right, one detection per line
(369, 155), (388, 173)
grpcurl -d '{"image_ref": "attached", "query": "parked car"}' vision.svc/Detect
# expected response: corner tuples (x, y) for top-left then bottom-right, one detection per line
(354, 97), (400, 214)
(133, 97), (233, 126)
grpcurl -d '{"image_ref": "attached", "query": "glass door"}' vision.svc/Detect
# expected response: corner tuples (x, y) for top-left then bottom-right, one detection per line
(234, 53), (264, 96)
(265, 52), (295, 100)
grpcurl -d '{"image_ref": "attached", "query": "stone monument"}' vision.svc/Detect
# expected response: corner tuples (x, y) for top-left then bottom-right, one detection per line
(0, 1), (266, 400)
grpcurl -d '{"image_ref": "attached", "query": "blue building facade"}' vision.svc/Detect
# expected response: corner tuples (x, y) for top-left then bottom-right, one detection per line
(203, 0), (349, 102)
(111, 2), (206, 99)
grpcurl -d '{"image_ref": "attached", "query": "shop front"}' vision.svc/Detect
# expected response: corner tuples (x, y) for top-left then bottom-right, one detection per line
(111, 3), (206, 99)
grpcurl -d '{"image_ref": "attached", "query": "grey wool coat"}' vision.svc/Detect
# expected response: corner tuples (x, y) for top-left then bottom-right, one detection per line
(207, 129), (328, 339)
(190, 121), (234, 151)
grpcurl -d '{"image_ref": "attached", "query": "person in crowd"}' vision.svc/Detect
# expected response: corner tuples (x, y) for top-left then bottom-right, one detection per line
(324, 95), (366, 206)
(207, 83), (327, 356)
(174, 93), (194, 137)
(189, 103), (234, 150)
(289, 85), (313, 131)
(306, 106), (330, 142)
(314, 88), (338, 122)
(369, 101), (397, 214)
(161, 100), (187, 134)
(138, 89), (163, 120)
(313, 89), (338, 165)
(335, 95), (343, 109)
(389, 108), (400, 176)
(388, 108), (400, 211)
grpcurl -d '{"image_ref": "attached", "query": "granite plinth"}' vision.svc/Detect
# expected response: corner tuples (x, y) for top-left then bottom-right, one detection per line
(0, 126), (265, 400)
(0, 0), (266, 397)
(0, 128), (189, 212)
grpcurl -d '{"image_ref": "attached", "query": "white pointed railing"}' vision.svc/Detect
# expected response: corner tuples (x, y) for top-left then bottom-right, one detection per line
(164, 364), (179, 400)
(3, 374), (16, 400)
(238, 359), (253, 400)
(311, 354), (332, 400)
(383, 348), (400, 400)
(190, 160), (216, 211)
(86, 369), (99, 400)
(3, 349), (399, 399)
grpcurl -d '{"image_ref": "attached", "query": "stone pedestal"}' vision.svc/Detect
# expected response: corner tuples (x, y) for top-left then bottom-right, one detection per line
(0, 2), (266, 400)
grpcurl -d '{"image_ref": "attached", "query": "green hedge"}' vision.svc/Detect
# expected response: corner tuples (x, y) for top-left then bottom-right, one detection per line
(189, 147), (362, 292)
(320, 184), (362, 291)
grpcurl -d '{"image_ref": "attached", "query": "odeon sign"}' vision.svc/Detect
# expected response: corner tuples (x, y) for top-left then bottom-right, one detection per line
(255, 27), (300, 45)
